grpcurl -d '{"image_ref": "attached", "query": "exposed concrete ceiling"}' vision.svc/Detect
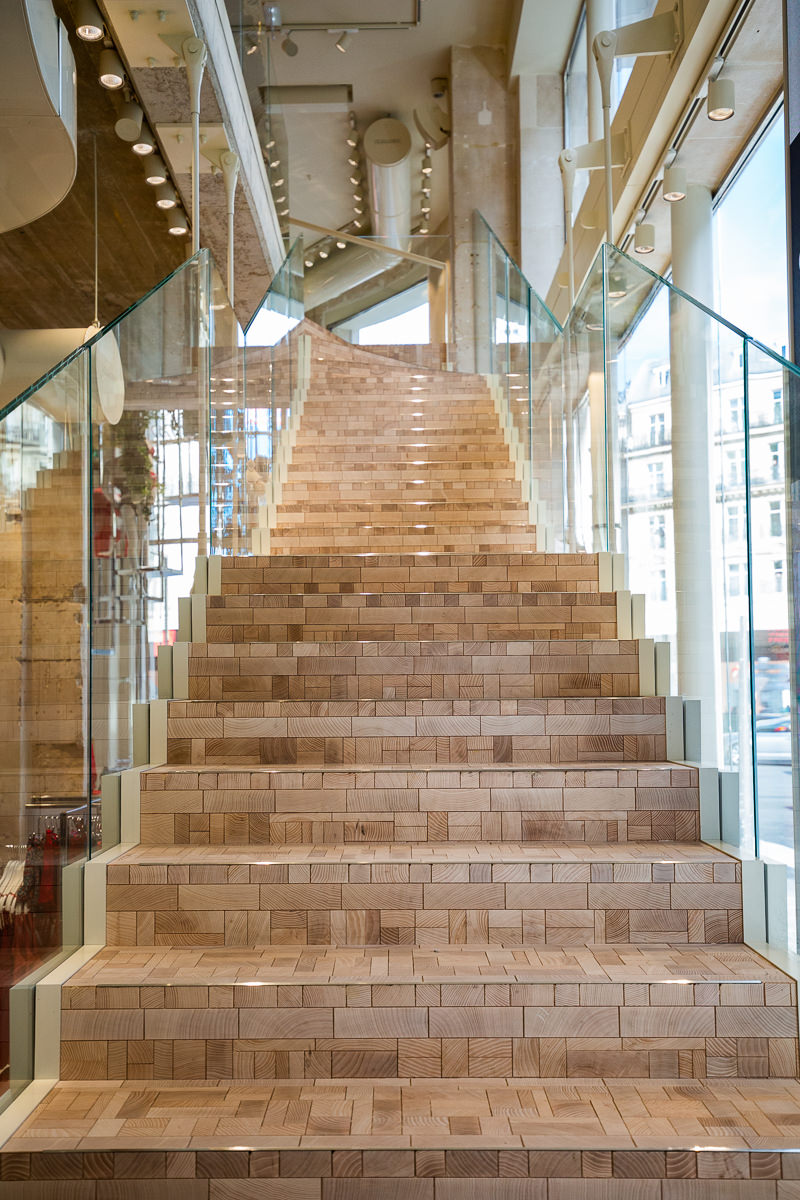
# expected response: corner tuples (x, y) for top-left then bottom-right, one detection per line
(228, 0), (516, 244)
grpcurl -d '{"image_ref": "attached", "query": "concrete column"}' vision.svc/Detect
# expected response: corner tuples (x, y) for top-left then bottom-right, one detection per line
(449, 46), (519, 373)
(518, 73), (563, 297)
(586, 0), (615, 142)
(669, 183), (718, 761)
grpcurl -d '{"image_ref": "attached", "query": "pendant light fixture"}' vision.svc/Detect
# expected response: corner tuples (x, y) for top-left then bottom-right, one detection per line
(132, 125), (156, 155)
(75, 0), (104, 41)
(662, 164), (687, 202)
(155, 182), (178, 210)
(143, 155), (168, 185)
(167, 208), (189, 236)
(707, 77), (735, 121)
(115, 98), (143, 142)
(99, 47), (125, 89)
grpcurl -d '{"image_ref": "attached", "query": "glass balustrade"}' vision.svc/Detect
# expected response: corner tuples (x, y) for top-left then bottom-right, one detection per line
(473, 211), (566, 546)
(474, 218), (800, 949)
(0, 236), (305, 1110)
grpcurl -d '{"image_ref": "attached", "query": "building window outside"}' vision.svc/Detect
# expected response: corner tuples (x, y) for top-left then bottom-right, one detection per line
(726, 448), (745, 486)
(770, 500), (783, 538)
(770, 441), (782, 481)
(649, 513), (665, 548)
(728, 561), (743, 597)
(648, 460), (664, 496)
(649, 412), (665, 445)
(775, 559), (785, 592)
(728, 395), (742, 431)
(773, 389), (783, 424)
(727, 504), (741, 541)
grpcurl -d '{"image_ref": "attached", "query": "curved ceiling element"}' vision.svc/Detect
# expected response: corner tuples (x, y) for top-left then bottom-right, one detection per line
(0, 0), (78, 234)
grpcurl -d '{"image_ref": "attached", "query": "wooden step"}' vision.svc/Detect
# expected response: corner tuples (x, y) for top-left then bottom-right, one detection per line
(59, 943), (797, 1082)
(104, 842), (743, 950)
(139, 761), (699, 847)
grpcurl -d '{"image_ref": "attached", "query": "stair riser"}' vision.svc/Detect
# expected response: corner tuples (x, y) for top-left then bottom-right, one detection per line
(188, 644), (642, 701)
(106, 862), (743, 949)
(61, 977), (798, 1081)
(140, 764), (698, 846)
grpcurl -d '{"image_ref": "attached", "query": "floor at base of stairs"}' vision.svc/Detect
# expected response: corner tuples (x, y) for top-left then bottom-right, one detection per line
(8, 1076), (800, 1152)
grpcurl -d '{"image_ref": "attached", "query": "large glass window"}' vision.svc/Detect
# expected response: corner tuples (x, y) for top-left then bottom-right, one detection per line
(714, 107), (789, 351)
(564, 12), (589, 212)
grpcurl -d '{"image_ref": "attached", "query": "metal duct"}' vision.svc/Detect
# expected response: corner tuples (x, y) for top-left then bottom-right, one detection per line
(0, 1), (77, 233)
(363, 117), (412, 247)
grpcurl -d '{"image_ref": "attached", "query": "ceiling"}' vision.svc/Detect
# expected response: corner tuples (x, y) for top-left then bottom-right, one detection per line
(0, 0), (185, 331)
(227, 0), (517, 244)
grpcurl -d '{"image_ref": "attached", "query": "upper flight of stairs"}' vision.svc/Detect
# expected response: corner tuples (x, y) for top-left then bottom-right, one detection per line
(4, 333), (800, 1196)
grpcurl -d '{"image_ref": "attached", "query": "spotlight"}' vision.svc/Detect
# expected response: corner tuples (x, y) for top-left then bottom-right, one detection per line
(347, 155), (359, 167)
(273, 177), (285, 187)
(662, 164), (687, 202)
(304, 258), (314, 267)
(155, 182), (178, 210)
(421, 203), (431, 214)
(336, 240), (346, 249)
(275, 195), (286, 204)
(707, 77), (734, 121)
(282, 33), (298, 56)
(269, 158), (281, 169)
(634, 223), (655, 254)
(346, 133), (358, 147)
(75, 0), (104, 41)
(349, 174), (360, 185)
(319, 248), (329, 259)
(99, 47), (125, 89)
(354, 206), (363, 215)
(421, 155), (432, 175)
(607, 272), (627, 299)
(143, 154), (167, 185)
(279, 207), (290, 216)
(265, 136), (277, 150)
(115, 99), (142, 142)
(167, 208), (189, 236)
(352, 219), (362, 228)
(336, 30), (353, 53)
(264, 4), (282, 31)
(132, 125), (156, 156)
(422, 183), (431, 196)
(353, 191), (362, 201)
(419, 225), (429, 234)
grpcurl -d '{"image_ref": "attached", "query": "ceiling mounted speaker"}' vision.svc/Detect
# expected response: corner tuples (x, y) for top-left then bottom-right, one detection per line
(413, 103), (450, 151)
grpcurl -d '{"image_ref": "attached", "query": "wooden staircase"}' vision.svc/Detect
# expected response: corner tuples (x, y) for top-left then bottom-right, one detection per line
(3, 337), (800, 1196)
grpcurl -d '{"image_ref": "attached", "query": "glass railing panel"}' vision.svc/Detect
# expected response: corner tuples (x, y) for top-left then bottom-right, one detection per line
(209, 263), (246, 556)
(562, 250), (607, 552)
(90, 253), (209, 841)
(300, 233), (450, 367)
(599, 244), (757, 834)
(240, 239), (305, 556)
(0, 354), (90, 1105)
(745, 342), (796, 886)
